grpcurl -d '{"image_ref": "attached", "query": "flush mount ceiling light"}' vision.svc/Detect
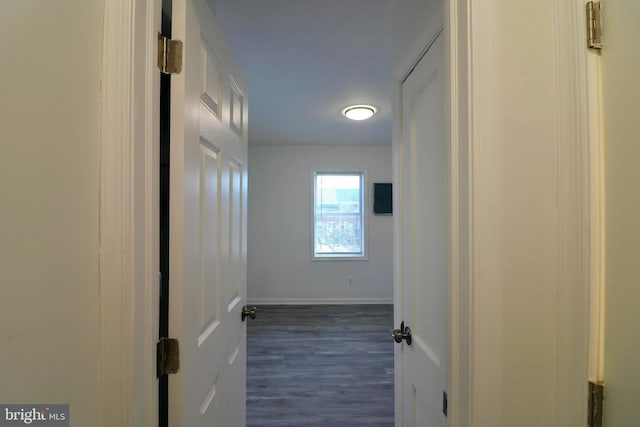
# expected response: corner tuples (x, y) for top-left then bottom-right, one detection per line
(342, 105), (377, 121)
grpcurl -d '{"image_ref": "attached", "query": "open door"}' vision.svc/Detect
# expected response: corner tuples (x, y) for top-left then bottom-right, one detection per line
(394, 31), (448, 426)
(169, 0), (249, 425)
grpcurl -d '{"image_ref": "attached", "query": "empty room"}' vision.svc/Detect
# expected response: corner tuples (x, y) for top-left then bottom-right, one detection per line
(216, 1), (396, 425)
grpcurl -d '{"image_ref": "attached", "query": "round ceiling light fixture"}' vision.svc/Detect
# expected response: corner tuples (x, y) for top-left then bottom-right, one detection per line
(342, 105), (377, 121)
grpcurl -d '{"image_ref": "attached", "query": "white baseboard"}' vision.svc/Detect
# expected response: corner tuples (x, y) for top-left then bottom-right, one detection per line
(247, 297), (393, 305)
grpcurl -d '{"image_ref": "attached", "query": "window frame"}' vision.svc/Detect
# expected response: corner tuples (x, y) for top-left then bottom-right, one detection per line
(312, 171), (368, 261)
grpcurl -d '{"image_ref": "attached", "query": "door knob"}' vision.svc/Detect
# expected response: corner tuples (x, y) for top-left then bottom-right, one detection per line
(392, 321), (412, 345)
(241, 305), (257, 321)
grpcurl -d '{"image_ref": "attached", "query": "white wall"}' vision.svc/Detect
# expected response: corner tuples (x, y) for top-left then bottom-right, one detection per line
(602, 0), (640, 424)
(391, 0), (444, 80)
(0, 1), (103, 424)
(247, 144), (393, 304)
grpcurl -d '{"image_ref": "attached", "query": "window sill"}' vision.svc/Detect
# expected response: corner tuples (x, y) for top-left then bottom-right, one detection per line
(312, 254), (369, 262)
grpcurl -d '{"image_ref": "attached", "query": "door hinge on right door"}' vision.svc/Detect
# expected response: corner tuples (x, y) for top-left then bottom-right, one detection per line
(157, 33), (183, 74)
(586, 1), (603, 49)
(588, 381), (604, 427)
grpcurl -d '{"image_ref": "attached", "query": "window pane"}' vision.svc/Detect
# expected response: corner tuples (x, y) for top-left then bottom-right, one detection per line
(314, 173), (364, 256)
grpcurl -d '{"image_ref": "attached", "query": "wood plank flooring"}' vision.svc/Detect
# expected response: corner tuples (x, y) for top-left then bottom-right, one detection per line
(246, 304), (394, 427)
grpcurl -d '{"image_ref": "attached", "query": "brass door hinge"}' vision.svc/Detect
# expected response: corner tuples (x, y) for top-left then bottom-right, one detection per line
(157, 337), (180, 377)
(588, 381), (604, 427)
(586, 1), (603, 49)
(157, 33), (183, 74)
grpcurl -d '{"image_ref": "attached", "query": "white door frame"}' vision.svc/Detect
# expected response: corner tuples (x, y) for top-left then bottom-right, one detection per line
(394, 1), (597, 426)
(100, 0), (160, 425)
(584, 21), (605, 388)
(447, 0), (596, 425)
(445, 1), (468, 425)
(101, 0), (600, 425)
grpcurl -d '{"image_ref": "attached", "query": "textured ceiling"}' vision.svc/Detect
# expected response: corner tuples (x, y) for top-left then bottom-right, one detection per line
(216, 0), (392, 146)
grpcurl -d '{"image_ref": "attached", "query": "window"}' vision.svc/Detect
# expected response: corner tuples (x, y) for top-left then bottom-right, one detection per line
(313, 172), (366, 259)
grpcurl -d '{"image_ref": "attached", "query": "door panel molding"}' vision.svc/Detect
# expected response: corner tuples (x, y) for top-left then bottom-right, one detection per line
(100, 0), (160, 425)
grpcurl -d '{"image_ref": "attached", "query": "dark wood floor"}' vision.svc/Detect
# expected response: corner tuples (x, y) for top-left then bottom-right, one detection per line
(246, 304), (394, 427)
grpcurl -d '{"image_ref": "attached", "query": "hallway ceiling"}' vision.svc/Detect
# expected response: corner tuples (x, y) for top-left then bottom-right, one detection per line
(216, 0), (392, 146)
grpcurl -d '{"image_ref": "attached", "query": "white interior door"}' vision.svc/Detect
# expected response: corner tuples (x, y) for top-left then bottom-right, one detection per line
(169, 0), (248, 425)
(396, 33), (448, 427)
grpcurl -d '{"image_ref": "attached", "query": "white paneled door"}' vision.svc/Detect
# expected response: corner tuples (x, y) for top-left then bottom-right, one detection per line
(169, 0), (248, 425)
(396, 32), (448, 427)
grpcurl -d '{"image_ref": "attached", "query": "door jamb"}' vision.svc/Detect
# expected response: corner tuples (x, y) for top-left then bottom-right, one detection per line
(391, 74), (405, 427)
(100, 0), (160, 425)
(446, 0), (471, 425)
(584, 28), (605, 387)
